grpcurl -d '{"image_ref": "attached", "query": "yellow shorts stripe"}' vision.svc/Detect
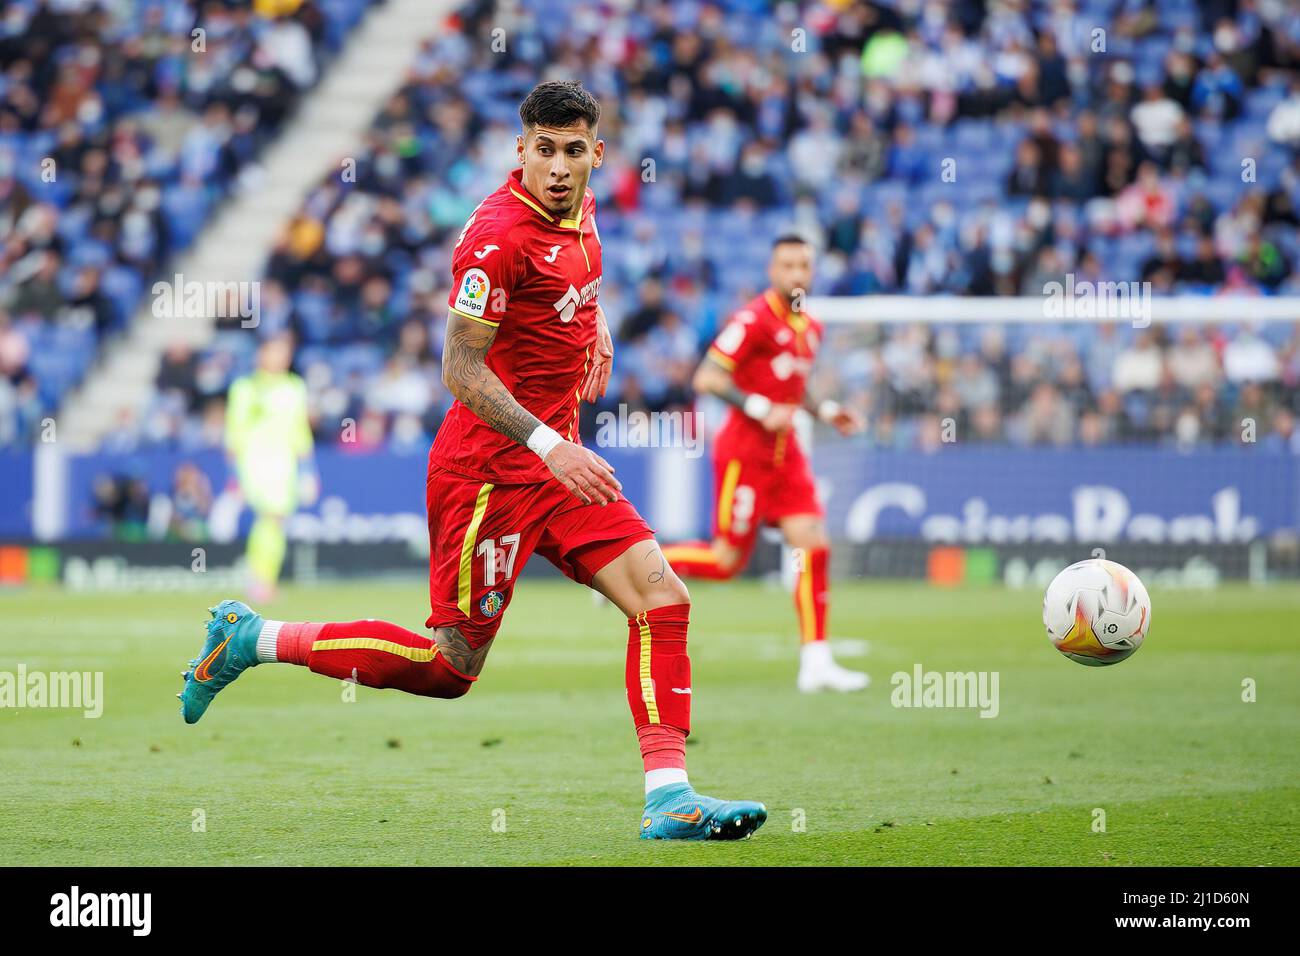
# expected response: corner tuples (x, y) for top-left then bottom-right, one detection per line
(638, 611), (660, 724)
(717, 459), (742, 533)
(311, 637), (437, 662)
(457, 482), (495, 617)
(448, 306), (500, 327)
(569, 346), (590, 441)
(663, 545), (719, 565)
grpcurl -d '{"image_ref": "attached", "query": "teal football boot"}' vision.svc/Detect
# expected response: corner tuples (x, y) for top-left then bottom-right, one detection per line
(178, 600), (263, 724)
(640, 783), (767, 840)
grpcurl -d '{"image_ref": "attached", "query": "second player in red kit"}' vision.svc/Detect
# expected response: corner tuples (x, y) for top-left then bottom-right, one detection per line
(663, 236), (870, 693)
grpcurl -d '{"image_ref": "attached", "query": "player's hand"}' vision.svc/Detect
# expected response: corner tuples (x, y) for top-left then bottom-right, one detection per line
(582, 304), (613, 403)
(761, 403), (799, 432)
(543, 441), (622, 505)
(829, 405), (865, 436)
(298, 469), (320, 506)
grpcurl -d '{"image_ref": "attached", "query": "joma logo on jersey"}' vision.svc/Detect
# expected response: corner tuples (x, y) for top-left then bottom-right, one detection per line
(552, 276), (601, 323)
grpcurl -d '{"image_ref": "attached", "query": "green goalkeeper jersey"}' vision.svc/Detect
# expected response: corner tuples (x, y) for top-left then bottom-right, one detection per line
(225, 370), (313, 463)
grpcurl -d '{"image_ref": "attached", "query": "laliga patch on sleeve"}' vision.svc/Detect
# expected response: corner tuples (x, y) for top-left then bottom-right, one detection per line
(714, 320), (746, 354)
(456, 268), (491, 317)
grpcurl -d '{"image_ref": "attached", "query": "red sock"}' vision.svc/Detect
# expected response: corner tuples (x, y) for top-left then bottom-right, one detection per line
(794, 546), (830, 643)
(275, 621), (323, 665)
(626, 603), (692, 773)
(662, 542), (734, 580)
(272, 619), (474, 698)
(637, 724), (686, 771)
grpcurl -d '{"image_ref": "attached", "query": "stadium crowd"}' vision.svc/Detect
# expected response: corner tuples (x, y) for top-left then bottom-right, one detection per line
(0, 0), (375, 445)
(4, 0), (1300, 453)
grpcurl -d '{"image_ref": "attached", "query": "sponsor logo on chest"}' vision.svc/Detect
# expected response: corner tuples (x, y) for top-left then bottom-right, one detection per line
(770, 350), (814, 381)
(553, 275), (602, 323)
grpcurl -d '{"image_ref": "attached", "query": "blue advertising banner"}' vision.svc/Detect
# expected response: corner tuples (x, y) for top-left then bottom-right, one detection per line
(0, 451), (33, 538)
(815, 445), (1300, 544)
(57, 444), (652, 543)
(10, 443), (1298, 544)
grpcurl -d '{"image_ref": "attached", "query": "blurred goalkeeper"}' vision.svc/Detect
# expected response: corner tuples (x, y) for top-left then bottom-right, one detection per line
(224, 333), (317, 603)
(663, 235), (868, 693)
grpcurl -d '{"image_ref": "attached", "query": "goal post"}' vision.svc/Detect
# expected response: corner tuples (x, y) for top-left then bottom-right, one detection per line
(806, 294), (1300, 324)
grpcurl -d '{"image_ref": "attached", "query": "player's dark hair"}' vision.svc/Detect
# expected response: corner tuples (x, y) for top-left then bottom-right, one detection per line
(519, 80), (600, 132)
(771, 233), (812, 250)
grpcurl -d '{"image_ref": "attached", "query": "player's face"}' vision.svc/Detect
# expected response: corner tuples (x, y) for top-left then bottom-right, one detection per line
(517, 122), (604, 219)
(259, 337), (292, 373)
(768, 242), (814, 303)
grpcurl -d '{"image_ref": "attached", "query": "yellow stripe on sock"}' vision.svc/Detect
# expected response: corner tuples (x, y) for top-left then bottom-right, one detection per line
(638, 611), (660, 724)
(717, 460), (742, 533)
(458, 482), (494, 617)
(798, 561), (817, 643)
(311, 637), (437, 662)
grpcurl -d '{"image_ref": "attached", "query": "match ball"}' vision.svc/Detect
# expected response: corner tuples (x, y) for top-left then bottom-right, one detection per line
(1043, 559), (1151, 666)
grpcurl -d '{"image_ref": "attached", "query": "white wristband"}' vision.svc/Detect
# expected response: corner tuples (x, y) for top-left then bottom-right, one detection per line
(817, 400), (842, 423)
(742, 393), (772, 421)
(526, 423), (564, 461)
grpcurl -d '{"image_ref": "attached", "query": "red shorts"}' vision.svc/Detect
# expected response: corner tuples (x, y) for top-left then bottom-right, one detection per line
(711, 428), (822, 555)
(425, 463), (655, 647)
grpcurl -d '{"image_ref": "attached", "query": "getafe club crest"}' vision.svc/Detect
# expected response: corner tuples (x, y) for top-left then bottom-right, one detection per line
(479, 590), (505, 618)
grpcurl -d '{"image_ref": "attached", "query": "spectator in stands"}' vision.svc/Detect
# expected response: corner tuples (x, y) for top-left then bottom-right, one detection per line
(1113, 331), (1164, 393)
(1168, 327), (1222, 390)
(1131, 84), (1185, 160)
(1191, 51), (1245, 119)
(36, 0), (1298, 458)
(1224, 327), (1282, 383)
(92, 472), (151, 541)
(1016, 382), (1074, 446)
(1263, 407), (1300, 453)
(168, 462), (213, 542)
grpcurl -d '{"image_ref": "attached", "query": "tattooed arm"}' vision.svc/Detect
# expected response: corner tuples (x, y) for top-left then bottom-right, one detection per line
(441, 312), (622, 505)
(441, 312), (542, 446)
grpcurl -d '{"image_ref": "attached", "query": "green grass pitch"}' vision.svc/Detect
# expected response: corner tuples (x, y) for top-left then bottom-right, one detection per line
(1, 579), (1296, 866)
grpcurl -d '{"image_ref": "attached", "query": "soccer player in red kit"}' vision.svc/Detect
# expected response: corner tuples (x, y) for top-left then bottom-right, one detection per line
(662, 236), (870, 693)
(178, 81), (766, 841)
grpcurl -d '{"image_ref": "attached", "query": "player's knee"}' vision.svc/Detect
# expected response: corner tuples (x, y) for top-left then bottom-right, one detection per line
(716, 553), (743, 577)
(713, 542), (745, 577)
(786, 524), (829, 553)
(648, 570), (690, 609)
(425, 653), (475, 699)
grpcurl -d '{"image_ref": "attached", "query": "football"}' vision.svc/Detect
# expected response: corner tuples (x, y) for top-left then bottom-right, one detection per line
(1043, 559), (1152, 667)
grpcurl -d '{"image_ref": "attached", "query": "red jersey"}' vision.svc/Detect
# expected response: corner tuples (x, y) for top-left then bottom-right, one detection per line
(705, 289), (823, 462)
(431, 167), (602, 483)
